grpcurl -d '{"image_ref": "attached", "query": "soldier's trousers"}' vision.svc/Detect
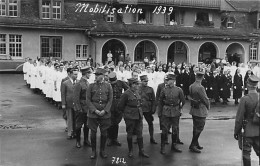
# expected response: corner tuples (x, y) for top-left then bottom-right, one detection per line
(238, 136), (260, 166)
(66, 108), (75, 137)
(108, 111), (122, 140)
(87, 117), (111, 136)
(190, 116), (206, 147)
(161, 116), (179, 135)
(124, 118), (143, 139)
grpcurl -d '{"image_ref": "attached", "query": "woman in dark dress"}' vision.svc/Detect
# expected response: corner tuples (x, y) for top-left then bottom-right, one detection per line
(233, 68), (243, 104)
(243, 70), (253, 95)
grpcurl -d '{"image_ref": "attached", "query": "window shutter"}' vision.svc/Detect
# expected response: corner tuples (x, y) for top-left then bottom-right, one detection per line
(132, 13), (137, 23)
(149, 11), (153, 23)
(165, 13), (170, 24)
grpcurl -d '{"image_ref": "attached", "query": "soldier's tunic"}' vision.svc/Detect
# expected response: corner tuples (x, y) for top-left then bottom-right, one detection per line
(74, 77), (90, 130)
(139, 85), (156, 124)
(234, 91), (259, 165)
(158, 85), (185, 135)
(107, 80), (129, 140)
(86, 81), (113, 134)
(156, 83), (167, 130)
(118, 89), (143, 138)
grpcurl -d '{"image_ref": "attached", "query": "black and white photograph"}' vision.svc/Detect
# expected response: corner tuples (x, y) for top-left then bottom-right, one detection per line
(0, 0), (259, 166)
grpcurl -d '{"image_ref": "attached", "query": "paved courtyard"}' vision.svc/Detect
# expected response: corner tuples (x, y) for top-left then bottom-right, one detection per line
(0, 74), (258, 166)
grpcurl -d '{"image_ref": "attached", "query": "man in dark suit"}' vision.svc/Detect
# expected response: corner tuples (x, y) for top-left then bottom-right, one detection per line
(61, 67), (78, 139)
(86, 68), (113, 159)
(189, 69), (210, 153)
(74, 67), (92, 148)
(234, 75), (260, 166)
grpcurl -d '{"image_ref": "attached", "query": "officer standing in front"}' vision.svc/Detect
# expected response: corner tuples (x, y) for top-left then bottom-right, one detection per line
(73, 67), (92, 148)
(234, 75), (260, 166)
(158, 74), (185, 154)
(118, 78), (149, 158)
(86, 68), (113, 159)
(139, 75), (157, 144)
(189, 69), (210, 153)
(107, 72), (129, 146)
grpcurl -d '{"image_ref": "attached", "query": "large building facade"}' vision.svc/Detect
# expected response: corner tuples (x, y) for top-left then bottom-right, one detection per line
(0, 0), (259, 65)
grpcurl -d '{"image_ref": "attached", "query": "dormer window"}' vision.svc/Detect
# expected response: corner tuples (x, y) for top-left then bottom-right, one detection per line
(0, 0), (20, 17)
(40, 0), (63, 20)
(195, 12), (213, 27)
(133, 8), (153, 24)
(165, 11), (177, 25)
(107, 12), (115, 22)
(226, 17), (235, 28)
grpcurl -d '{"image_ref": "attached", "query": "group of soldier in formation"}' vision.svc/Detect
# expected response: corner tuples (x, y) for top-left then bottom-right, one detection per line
(22, 57), (259, 165)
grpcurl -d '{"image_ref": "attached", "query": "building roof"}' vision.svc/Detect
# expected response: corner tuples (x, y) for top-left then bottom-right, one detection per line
(117, 0), (221, 9)
(227, 0), (260, 12)
(90, 23), (257, 40)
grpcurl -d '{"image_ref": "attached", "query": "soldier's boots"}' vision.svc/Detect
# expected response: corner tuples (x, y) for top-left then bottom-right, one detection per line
(149, 124), (158, 144)
(165, 134), (169, 144)
(99, 135), (108, 158)
(160, 134), (166, 155)
(150, 138), (158, 144)
(137, 138), (149, 158)
(189, 146), (201, 153)
(171, 134), (182, 153)
(243, 157), (251, 166)
(75, 129), (81, 148)
(127, 138), (133, 158)
(90, 136), (97, 159)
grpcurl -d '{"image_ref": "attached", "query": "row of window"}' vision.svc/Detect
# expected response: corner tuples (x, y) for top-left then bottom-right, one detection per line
(1, 0), (253, 28)
(0, 0), (62, 19)
(0, 34), (258, 61)
(0, 35), (88, 59)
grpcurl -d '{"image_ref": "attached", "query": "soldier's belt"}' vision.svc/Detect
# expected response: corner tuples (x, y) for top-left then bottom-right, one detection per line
(93, 100), (107, 104)
(126, 105), (138, 108)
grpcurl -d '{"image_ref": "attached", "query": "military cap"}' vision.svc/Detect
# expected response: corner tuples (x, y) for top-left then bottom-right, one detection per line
(196, 68), (205, 75)
(128, 78), (139, 84)
(94, 68), (107, 75)
(166, 74), (176, 80)
(80, 66), (92, 73)
(140, 75), (148, 81)
(247, 75), (260, 87)
(108, 72), (117, 82)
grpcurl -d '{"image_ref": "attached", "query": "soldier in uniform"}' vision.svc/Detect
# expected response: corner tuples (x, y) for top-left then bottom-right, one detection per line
(74, 67), (92, 148)
(118, 78), (149, 158)
(86, 68), (113, 159)
(107, 72), (129, 146)
(156, 75), (169, 144)
(189, 69), (210, 153)
(234, 75), (260, 166)
(61, 67), (79, 139)
(139, 75), (157, 144)
(158, 74), (185, 154)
